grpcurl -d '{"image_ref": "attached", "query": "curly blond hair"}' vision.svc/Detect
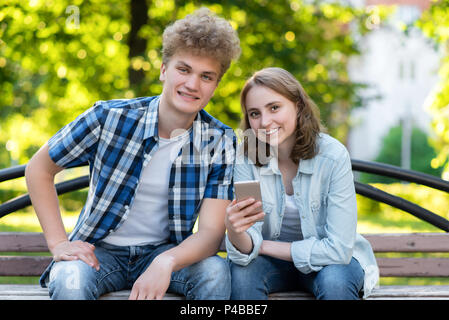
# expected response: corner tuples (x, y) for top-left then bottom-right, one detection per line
(162, 7), (241, 79)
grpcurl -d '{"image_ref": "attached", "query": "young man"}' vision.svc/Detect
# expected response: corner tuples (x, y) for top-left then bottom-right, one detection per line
(25, 8), (240, 300)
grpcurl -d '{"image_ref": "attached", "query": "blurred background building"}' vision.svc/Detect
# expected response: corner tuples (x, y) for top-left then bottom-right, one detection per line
(346, 0), (441, 173)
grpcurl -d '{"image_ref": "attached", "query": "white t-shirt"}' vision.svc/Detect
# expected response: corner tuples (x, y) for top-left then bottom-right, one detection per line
(103, 129), (190, 246)
(278, 194), (303, 242)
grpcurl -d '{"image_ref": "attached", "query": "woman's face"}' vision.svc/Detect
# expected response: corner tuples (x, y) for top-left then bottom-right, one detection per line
(245, 85), (298, 151)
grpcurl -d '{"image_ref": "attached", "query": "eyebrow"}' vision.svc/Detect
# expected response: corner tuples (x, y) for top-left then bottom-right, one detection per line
(247, 101), (282, 112)
(176, 61), (218, 77)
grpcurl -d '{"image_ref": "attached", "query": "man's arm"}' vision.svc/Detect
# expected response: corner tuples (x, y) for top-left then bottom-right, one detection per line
(25, 143), (99, 269)
(129, 198), (229, 300)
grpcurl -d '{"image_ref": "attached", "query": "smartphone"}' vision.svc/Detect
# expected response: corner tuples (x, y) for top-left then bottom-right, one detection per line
(234, 180), (263, 219)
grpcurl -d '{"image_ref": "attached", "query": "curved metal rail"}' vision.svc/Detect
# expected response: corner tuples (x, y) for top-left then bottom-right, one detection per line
(1, 160), (448, 231)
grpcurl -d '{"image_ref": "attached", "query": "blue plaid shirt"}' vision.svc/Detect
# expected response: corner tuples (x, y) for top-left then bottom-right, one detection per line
(40, 95), (236, 286)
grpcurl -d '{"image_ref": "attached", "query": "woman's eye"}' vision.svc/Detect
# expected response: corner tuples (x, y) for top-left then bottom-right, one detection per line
(249, 111), (259, 118)
(271, 105), (280, 111)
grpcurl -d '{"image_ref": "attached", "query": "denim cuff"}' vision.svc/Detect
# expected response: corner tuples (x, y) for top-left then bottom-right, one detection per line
(225, 227), (262, 266)
(291, 238), (323, 274)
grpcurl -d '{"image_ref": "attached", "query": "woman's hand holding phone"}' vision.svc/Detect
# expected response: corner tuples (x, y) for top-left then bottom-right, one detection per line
(225, 198), (265, 234)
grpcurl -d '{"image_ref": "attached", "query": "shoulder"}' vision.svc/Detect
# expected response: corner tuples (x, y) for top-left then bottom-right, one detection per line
(315, 133), (350, 161)
(94, 96), (157, 112)
(199, 109), (234, 134)
(198, 110), (236, 147)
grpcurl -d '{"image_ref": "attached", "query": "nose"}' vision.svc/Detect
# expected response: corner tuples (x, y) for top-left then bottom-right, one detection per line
(184, 74), (200, 91)
(260, 113), (272, 129)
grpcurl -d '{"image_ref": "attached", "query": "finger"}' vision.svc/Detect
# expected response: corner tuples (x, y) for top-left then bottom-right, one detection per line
(233, 197), (256, 211)
(128, 288), (137, 300)
(56, 254), (79, 262)
(77, 253), (98, 269)
(234, 211), (265, 229)
(242, 201), (263, 216)
(88, 251), (101, 271)
(137, 291), (147, 300)
(234, 221), (257, 233)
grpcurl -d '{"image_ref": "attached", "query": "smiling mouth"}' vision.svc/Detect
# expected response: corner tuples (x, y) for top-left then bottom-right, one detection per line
(178, 91), (199, 100)
(264, 128), (279, 135)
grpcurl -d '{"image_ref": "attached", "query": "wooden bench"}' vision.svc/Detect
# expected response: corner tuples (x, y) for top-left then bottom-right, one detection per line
(2, 232), (449, 300)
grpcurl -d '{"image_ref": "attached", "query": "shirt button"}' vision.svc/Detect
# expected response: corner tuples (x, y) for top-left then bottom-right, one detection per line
(295, 192), (300, 196)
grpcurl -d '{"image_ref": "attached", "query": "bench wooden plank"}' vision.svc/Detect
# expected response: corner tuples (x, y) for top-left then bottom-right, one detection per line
(2, 232), (449, 277)
(2, 284), (449, 300)
(0, 256), (52, 276)
(2, 232), (449, 252)
(0, 232), (48, 252)
(363, 233), (449, 252)
(377, 257), (449, 277)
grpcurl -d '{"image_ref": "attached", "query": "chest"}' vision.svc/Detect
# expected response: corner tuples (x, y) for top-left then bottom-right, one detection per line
(278, 162), (298, 195)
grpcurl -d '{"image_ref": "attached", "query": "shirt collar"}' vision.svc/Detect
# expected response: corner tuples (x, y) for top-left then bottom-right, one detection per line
(142, 95), (160, 140)
(259, 151), (315, 176)
(143, 95), (204, 152)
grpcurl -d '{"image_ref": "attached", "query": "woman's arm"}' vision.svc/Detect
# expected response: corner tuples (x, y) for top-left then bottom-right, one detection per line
(225, 198), (265, 254)
(259, 240), (292, 261)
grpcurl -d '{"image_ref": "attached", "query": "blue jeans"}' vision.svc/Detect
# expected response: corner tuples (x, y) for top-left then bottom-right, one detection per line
(230, 256), (364, 300)
(48, 241), (231, 300)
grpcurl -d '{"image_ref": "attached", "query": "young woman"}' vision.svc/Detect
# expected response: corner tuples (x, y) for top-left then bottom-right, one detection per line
(225, 67), (379, 300)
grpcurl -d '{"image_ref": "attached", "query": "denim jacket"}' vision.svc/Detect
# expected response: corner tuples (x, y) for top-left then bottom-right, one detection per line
(226, 133), (379, 298)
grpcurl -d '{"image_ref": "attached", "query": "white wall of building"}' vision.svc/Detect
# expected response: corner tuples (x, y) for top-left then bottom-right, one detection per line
(346, 2), (441, 162)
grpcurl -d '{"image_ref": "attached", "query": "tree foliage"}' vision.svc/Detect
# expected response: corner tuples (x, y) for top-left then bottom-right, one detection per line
(360, 124), (445, 184)
(416, 0), (449, 180)
(0, 0), (378, 166)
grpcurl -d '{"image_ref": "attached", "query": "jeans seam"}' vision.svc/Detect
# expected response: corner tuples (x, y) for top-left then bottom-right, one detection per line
(171, 278), (195, 299)
(97, 267), (123, 286)
(263, 269), (283, 295)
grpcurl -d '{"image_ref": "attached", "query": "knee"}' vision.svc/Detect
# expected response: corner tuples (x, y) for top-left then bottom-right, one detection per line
(187, 256), (231, 300)
(230, 261), (253, 289)
(313, 262), (364, 300)
(48, 260), (98, 300)
(230, 260), (267, 300)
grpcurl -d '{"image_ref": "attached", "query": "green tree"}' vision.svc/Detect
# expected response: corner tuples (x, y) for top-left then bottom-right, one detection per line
(0, 0), (383, 166)
(416, 0), (449, 180)
(361, 124), (445, 184)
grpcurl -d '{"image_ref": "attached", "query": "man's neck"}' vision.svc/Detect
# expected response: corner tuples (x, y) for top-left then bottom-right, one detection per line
(157, 98), (197, 139)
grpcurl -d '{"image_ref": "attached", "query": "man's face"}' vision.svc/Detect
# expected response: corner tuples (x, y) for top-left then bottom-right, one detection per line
(159, 51), (221, 116)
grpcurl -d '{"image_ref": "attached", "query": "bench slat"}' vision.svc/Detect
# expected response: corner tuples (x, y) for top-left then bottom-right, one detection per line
(377, 257), (449, 277)
(0, 232), (48, 252)
(364, 233), (449, 252)
(0, 256), (52, 276)
(2, 232), (449, 277)
(2, 284), (449, 300)
(2, 232), (449, 252)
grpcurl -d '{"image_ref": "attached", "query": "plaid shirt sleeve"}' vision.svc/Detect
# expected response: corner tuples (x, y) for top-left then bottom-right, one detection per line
(203, 129), (236, 200)
(47, 102), (104, 168)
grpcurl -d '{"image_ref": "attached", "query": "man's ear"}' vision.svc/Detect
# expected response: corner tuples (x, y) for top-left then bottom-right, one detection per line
(159, 63), (166, 81)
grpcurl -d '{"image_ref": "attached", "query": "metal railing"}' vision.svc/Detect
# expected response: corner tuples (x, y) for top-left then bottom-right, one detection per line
(1, 159), (449, 231)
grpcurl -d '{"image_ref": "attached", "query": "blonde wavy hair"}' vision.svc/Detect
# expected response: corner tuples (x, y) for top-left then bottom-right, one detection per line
(162, 8), (241, 80)
(240, 67), (326, 166)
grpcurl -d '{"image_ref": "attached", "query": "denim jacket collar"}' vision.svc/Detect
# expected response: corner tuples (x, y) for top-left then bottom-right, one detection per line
(259, 151), (315, 176)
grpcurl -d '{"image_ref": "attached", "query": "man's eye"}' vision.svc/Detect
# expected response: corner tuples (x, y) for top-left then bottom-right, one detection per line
(202, 75), (213, 81)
